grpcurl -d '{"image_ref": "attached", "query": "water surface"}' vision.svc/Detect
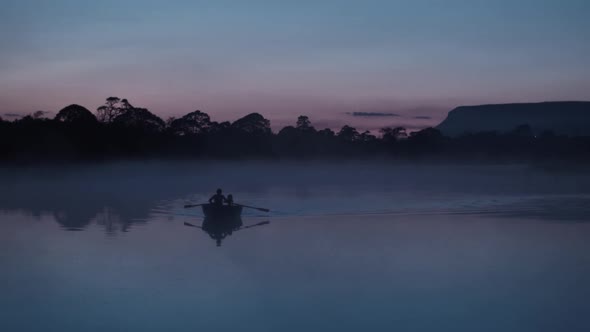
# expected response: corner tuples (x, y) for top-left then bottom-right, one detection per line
(1, 162), (589, 331)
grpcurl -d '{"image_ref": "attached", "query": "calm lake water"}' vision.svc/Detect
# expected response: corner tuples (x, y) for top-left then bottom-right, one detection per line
(1, 162), (590, 332)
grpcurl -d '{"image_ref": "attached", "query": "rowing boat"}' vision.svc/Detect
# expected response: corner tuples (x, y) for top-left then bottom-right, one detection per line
(202, 203), (242, 220)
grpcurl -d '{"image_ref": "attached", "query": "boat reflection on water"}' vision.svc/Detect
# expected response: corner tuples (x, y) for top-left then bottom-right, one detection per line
(193, 203), (268, 246)
(185, 217), (270, 247)
(202, 217), (243, 247)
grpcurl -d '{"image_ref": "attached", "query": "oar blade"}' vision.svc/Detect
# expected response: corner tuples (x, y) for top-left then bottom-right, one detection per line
(236, 204), (270, 213)
(184, 222), (202, 228)
(184, 203), (205, 209)
(243, 221), (270, 229)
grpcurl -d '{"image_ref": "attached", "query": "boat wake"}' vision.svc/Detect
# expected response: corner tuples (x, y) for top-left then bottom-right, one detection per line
(151, 194), (590, 223)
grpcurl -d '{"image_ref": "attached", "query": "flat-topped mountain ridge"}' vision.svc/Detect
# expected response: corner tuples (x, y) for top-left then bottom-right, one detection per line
(437, 101), (590, 136)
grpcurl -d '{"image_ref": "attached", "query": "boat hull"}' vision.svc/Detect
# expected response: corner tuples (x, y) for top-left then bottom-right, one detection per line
(202, 204), (242, 220)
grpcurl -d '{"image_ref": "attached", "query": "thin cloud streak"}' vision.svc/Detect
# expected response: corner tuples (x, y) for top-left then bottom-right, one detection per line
(347, 112), (400, 117)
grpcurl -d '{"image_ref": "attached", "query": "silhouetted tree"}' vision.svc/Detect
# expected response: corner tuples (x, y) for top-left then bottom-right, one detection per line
(317, 128), (335, 137)
(97, 97), (123, 123)
(359, 130), (377, 142)
(231, 113), (271, 136)
(170, 110), (213, 136)
(120, 98), (134, 111)
(212, 121), (231, 133)
(113, 107), (165, 132)
(221, 113), (273, 157)
(409, 127), (443, 141)
(277, 126), (296, 136)
(54, 104), (97, 124)
(337, 125), (360, 142)
(380, 126), (407, 143)
(3, 98), (590, 163)
(165, 116), (176, 128)
(19, 113), (51, 124)
(407, 127), (445, 154)
(296, 115), (315, 132)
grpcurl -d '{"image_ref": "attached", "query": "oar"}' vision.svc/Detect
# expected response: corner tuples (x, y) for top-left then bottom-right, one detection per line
(235, 204), (270, 213)
(242, 221), (270, 229)
(183, 222), (202, 228)
(184, 203), (206, 208)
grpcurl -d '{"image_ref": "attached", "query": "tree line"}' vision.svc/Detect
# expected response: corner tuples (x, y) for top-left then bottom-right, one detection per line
(1, 97), (589, 163)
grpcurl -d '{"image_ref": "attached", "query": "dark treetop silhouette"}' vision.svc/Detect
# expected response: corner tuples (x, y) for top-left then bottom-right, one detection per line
(1, 97), (589, 163)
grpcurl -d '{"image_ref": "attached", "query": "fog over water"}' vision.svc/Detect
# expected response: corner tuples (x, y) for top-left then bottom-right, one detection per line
(1, 162), (590, 331)
(2, 161), (590, 225)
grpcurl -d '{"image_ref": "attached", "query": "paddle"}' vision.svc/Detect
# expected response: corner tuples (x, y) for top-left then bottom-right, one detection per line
(234, 203), (270, 213)
(184, 203), (205, 208)
(183, 222), (202, 228)
(242, 221), (270, 229)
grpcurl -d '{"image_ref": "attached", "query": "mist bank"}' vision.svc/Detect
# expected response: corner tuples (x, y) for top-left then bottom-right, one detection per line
(2, 161), (590, 234)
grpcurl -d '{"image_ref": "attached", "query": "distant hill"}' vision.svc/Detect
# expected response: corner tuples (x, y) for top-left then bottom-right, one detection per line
(436, 102), (590, 136)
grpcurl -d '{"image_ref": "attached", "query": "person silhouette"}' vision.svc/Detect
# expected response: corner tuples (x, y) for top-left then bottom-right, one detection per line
(209, 188), (226, 206)
(226, 194), (234, 206)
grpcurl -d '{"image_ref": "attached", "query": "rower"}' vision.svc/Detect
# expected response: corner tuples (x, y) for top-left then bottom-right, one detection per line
(209, 188), (226, 206)
(226, 194), (234, 206)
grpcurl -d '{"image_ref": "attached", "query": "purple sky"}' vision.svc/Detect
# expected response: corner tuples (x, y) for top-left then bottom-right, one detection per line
(1, 0), (589, 130)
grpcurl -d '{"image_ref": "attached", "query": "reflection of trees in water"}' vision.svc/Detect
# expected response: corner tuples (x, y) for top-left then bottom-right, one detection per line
(0, 166), (207, 234)
(93, 207), (140, 235)
(53, 210), (94, 231)
(52, 206), (147, 234)
(0, 165), (275, 235)
(3, 183), (162, 234)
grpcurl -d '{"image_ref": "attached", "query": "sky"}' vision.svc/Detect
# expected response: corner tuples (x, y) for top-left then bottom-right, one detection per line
(1, 0), (589, 130)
